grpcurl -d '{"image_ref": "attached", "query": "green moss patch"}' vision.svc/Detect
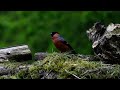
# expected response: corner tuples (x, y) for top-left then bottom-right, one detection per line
(0, 52), (120, 79)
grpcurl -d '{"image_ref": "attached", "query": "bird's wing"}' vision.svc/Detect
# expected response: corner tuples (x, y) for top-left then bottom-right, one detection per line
(57, 36), (77, 54)
(58, 36), (74, 50)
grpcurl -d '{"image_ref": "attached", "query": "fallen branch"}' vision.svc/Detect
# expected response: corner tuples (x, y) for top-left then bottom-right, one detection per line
(0, 45), (32, 62)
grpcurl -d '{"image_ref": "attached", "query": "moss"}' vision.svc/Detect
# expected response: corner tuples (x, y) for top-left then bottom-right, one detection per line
(28, 65), (41, 79)
(0, 75), (17, 79)
(38, 53), (120, 79)
(0, 52), (120, 79)
(16, 69), (31, 79)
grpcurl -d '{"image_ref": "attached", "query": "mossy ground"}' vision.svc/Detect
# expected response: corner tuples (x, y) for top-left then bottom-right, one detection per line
(0, 52), (120, 79)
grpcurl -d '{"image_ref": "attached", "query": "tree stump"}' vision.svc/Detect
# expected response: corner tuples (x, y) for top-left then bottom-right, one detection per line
(87, 22), (120, 64)
(0, 45), (32, 62)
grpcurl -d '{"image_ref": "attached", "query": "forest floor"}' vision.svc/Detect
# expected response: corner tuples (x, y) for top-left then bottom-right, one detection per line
(0, 52), (120, 79)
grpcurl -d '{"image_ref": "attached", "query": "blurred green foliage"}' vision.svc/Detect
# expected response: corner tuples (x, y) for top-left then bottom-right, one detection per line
(0, 11), (120, 55)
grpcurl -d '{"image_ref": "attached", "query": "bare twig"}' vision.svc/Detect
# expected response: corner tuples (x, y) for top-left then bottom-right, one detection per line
(65, 69), (80, 79)
(41, 70), (52, 79)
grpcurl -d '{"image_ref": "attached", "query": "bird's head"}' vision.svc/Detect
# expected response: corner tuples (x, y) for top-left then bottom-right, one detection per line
(50, 32), (59, 37)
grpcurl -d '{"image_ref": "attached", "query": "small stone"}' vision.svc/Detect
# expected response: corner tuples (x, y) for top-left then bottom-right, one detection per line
(34, 52), (47, 61)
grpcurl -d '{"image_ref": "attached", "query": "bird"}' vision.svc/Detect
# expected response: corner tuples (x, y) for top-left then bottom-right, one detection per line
(50, 32), (77, 54)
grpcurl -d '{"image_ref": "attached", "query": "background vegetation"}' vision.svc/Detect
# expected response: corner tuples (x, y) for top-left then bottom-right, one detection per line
(0, 11), (120, 55)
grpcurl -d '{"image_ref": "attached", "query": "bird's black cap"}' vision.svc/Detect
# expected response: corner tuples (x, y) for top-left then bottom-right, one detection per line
(51, 32), (59, 37)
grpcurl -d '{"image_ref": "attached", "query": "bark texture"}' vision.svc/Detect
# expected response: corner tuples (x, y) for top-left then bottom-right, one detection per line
(87, 22), (120, 64)
(0, 45), (32, 62)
